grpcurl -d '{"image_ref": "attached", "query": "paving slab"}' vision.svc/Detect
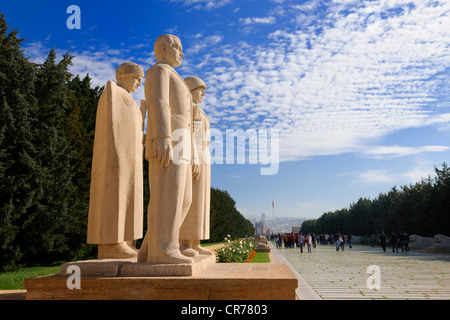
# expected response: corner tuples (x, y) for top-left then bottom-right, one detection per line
(272, 242), (450, 300)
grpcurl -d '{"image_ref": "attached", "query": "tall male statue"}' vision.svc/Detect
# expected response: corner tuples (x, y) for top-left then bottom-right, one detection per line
(87, 62), (145, 259)
(180, 76), (213, 257)
(138, 34), (199, 264)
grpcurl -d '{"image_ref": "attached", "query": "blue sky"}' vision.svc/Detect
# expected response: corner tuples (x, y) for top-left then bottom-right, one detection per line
(2, 0), (450, 220)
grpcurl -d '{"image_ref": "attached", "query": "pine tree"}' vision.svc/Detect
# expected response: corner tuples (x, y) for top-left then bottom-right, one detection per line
(0, 12), (38, 271)
(209, 188), (254, 241)
(64, 74), (103, 259)
(17, 48), (78, 265)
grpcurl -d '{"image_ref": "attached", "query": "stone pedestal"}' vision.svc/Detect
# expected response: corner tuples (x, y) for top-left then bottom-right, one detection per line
(60, 254), (216, 277)
(255, 235), (270, 252)
(24, 263), (298, 300)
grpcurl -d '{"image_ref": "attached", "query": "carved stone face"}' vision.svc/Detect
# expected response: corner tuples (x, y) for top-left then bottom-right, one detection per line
(191, 87), (205, 104)
(163, 38), (184, 67)
(119, 75), (143, 93)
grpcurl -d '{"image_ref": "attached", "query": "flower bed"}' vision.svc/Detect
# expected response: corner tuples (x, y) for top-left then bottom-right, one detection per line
(215, 235), (257, 263)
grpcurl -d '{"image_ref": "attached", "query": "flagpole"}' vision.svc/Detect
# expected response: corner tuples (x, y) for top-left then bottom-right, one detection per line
(272, 198), (274, 222)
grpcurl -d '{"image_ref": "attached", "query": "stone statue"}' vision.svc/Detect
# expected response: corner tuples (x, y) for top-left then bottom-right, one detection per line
(179, 76), (213, 257)
(138, 34), (199, 264)
(87, 62), (145, 259)
(255, 235), (270, 252)
(426, 234), (450, 253)
(409, 234), (436, 250)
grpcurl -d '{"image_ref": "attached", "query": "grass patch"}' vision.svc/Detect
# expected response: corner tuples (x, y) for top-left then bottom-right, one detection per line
(0, 266), (61, 290)
(201, 241), (223, 247)
(250, 251), (270, 263)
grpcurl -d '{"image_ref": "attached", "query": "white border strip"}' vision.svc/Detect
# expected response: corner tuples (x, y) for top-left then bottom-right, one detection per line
(270, 242), (323, 300)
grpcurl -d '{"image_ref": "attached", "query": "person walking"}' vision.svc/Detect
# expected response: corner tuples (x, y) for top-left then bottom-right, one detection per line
(335, 232), (340, 251)
(347, 233), (352, 249)
(298, 233), (305, 253)
(403, 233), (410, 252)
(398, 232), (405, 252)
(370, 234), (376, 247)
(306, 233), (312, 253)
(379, 232), (387, 252)
(391, 232), (398, 253)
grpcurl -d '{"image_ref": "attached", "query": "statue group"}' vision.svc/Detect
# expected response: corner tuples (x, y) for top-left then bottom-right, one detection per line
(86, 34), (213, 265)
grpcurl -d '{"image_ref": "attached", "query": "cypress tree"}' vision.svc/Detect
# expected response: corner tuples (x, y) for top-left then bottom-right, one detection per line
(20, 48), (78, 265)
(209, 188), (254, 242)
(0, 12), (38, 271)
(65, 74), (103, 259)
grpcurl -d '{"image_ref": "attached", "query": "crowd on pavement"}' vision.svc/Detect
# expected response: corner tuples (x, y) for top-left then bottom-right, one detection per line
(273, 232), (353, 253)
(376, 231), (410, 253)
(272, 231), (410, 254)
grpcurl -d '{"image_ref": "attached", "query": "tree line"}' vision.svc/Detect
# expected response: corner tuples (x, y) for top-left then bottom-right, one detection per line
(300, 163), (450, 238)
(0, 13), (253, 271)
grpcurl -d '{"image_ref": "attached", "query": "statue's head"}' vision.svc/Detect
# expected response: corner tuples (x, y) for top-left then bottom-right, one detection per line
(184, 76), (206, 104)
(116, 62), (144, 93)
(154, 34), (184, 67)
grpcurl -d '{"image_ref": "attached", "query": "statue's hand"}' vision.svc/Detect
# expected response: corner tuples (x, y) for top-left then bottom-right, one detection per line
(155, 137), (172, 167)
(193, 164), (201, 180)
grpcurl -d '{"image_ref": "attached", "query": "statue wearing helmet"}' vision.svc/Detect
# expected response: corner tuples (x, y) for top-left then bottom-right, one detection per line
(179, 76), (213, 257)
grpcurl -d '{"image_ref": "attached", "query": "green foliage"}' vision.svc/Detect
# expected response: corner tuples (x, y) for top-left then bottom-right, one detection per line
(301, 163), (450, 237)
(0, 13), (100, 270)
(215, 236), (256, 263)
(0, 265), (60, 290)
(209, 188), (255, 242)
(250, 251), (269, 263)
(64, 75), (103, 260)
(0, 12), (38, 271)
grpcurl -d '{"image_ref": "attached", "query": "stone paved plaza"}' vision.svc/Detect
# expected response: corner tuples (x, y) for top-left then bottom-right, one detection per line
(272, 242), (450, 300)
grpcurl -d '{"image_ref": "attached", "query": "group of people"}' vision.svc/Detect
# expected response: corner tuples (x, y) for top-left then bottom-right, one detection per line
(316, 232), (352, 252)
(377, 232), (410, 253)
(272, 230), (412, 255)
(316, 233), (353, 249)
(274, 232), (353, 253)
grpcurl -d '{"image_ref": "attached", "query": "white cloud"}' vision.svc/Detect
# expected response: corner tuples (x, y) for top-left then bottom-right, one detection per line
(190, 0), (450, 162)
(353, 164), (437, 185)
(354, 170), (396, 184)
(169, 0), (233, 10)
(185, 34), (224, 55)
(240, 16), (276, 25)
(363, 145), (450, 158)
(22, 0), (450, 166)
(401, 166), (435, 183)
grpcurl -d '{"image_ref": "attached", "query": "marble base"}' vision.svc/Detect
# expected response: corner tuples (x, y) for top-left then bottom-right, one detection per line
(60, 254), (216, 277)
(24, 263), (298, 300)
(425, 245), (450, 253)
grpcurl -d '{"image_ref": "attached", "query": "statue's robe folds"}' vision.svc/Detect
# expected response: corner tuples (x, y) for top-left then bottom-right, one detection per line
(87, 81), (143, 244)
(180, 105), (210, 241)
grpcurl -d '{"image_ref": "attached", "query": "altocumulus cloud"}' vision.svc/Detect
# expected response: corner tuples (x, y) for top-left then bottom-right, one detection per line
(22, 0), (450, 166)
(169, 0), (233, 11)
(188, 0), (450, 162)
